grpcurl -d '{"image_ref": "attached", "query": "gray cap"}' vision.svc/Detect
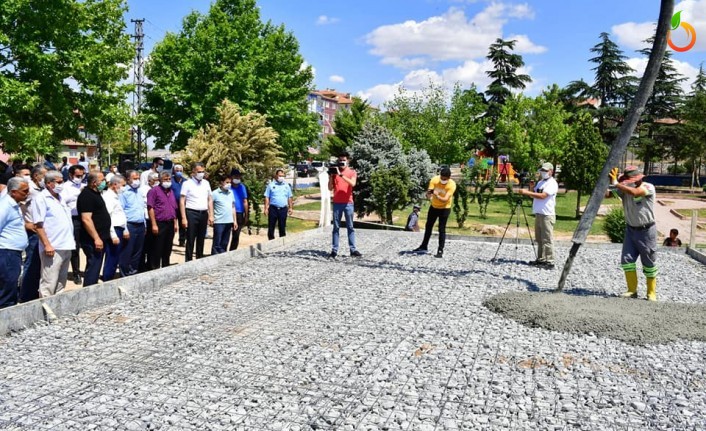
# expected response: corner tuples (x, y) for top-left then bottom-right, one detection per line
(540, 162), (553, 171)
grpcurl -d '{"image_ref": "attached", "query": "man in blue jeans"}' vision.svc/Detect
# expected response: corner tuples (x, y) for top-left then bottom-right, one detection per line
(328, 152), (362, 259)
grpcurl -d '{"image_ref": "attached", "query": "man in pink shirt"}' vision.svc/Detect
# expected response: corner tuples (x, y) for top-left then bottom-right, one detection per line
(327, 151), (362, 259)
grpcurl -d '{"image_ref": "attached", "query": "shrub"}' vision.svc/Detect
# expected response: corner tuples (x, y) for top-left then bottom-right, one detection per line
(603, 206), (626, 243)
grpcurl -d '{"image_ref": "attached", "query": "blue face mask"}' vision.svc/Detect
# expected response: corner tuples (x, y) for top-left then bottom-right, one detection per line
(175, 172), (183, 178)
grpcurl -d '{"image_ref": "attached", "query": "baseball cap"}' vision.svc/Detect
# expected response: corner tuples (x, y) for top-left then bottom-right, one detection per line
(540, 162), (553, 171)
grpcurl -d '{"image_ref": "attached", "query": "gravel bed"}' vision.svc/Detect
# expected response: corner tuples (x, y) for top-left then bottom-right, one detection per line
(0, 231), (704, 430)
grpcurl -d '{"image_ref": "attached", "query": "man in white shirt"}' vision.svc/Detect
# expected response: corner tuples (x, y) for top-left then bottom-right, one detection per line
(519, 162), (559, 269)
(61, 164), (87, 285)
(105, 164), (119, 183)
(32, 171), (74, 297)
(139, 157), (164, 186)
(102, 174), (129, 281)
(179, 162), (214, 261)
(19, 165), (46, 302)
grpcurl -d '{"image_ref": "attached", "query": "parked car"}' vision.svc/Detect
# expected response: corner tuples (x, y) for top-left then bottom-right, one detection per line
(296, 162), (317, 178)
(311, 161), (325, 173)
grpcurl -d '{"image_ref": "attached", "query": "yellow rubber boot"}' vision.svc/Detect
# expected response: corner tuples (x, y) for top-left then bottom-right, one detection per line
(621, 271), (638, 298)
(646, 278), (657, 302)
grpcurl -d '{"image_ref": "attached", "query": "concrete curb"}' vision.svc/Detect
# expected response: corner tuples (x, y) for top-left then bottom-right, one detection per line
(687, 247), (706, 265)
(0, 227), (326, 336)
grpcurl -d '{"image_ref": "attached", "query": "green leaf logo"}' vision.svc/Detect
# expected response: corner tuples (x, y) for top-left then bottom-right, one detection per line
(671, 11), (682, 31)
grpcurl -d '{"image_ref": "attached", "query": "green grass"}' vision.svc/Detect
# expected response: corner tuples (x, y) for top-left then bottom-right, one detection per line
(294, 201), (321, 211)
(294, 187), (320, 197)
(249, 216), (319, 234)
(672, 208), (706, 220)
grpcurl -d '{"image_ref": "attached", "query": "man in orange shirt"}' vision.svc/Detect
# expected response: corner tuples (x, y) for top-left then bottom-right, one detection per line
(328, 152), (362, 259)
(414, 167), (456, 258)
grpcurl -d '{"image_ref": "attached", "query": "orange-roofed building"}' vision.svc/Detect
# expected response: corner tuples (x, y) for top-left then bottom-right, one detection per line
(308, 89), (353, 143)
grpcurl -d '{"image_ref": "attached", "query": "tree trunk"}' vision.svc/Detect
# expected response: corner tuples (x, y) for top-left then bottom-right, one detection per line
(558, 0), (673, 291)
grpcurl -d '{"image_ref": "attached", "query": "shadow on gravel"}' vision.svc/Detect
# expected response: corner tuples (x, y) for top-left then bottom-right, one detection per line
(484, 291), (706, 345)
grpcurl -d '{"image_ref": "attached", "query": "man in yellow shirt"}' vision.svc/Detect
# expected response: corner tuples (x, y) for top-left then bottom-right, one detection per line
(413, 167), (456, 258)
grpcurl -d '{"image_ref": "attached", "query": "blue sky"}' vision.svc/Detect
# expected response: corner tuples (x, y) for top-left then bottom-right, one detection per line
(125, 0), (706, 107)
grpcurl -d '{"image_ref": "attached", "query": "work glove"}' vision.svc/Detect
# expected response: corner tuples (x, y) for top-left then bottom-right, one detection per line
(609, 167), (619, 186)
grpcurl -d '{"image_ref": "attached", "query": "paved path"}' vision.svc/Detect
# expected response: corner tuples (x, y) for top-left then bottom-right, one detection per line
(0, 232), (704, 430)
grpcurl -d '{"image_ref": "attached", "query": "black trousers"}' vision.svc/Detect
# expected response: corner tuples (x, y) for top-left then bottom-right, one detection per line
(229, 212), (246, 251)
(139, 218), (152, 273)
(420, 207), (451, 252)
(149, 220), (175, 269)
(267, 206), (288, 240)
(176, 208), (186, 244)
(185, 209), (208, 261)
(70, 216), (82, 275)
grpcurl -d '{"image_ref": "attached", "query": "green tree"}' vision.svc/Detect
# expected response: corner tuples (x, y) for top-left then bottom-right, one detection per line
(180, 100), (282, 186)
(370, 166), (410, 225)
(143, 0), (318, 162)
(678, 81), (706, 189)
(560, 112), (608, 218)
(485, 38), (532, 159)
(494, 86), (571, 172)
(635, 38), (686, 174)
(324, 97), (371, 157)
(0, 0), (133, 159)
(383, 83), (486, 164)
(349, 123), (434, 220)
(692, 63), (706, 94)
(586, 32), (637, 143)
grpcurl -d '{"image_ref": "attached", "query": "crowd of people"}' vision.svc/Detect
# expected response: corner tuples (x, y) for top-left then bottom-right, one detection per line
(0, 158), (252, 309)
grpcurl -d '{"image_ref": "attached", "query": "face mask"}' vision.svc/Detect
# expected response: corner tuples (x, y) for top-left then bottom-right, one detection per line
(276, 176), (285, 183)
(117, 187), (125, 194)
(52, 184), (64, 194)
(221, 184), (230, 191)
(195, 172), (205, 181)
(440, 180), (449, 185)
(130, 179), (141, 189)
(38, 179), (46, 189)
(23, 175), (31, 183)
(161, 181), (172, 189)
(175, 172), (183, 178)
(157, 166), (164, 173)
(540, 171), (550, 180)
(97, 180), (107, 191)
(72, 177), (83, 185)
(232, 179), (241, 185)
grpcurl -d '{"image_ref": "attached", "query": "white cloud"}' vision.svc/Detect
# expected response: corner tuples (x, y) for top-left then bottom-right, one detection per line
(364, 4), (545, 69)
(329, 75), (345, 83)
(612, 22), (655, 50)
(625, 56), (700, 93)
(612, 0), (706, 52)
(316, 15), (340, 26)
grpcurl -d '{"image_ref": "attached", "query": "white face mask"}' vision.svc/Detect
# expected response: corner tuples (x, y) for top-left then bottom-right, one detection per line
(161, 181), (172, 189)
(540, 171), (550, 180)
(52, 184), (64, 194)
(72, 177), (83, 185)
(23, 175), (31, 183)
(276, 176), (285, 183)
(130, 179), (141, 189)
(221, 183), (230, 191)
(156, 166), (164, 173)
(195, 172), (205, 181)
(232, 179), (241, 185)
(38, 179), (46, 189)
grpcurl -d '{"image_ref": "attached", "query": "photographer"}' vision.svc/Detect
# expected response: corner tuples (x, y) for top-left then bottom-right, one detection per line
(413, 167), (456, 258)
(518, 163), (558, 269)
(327, 152), (362, 259)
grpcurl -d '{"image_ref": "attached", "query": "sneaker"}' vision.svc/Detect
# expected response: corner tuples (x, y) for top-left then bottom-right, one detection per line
(542, 262), (556, 270)
(413, 246), (428, 253)
(73, 273), (82, 285)
(528, 260), (545, 266)
(328, 251), (337, 260)
(435, 250), (443, 258)
(350, 250), (363, 258)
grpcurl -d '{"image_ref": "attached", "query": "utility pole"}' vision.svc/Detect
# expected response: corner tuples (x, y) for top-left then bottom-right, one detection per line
(131, 19), (145, 164)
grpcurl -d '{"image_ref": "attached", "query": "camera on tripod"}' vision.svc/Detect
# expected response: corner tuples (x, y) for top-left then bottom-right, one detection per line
(328, 161), (345, 175)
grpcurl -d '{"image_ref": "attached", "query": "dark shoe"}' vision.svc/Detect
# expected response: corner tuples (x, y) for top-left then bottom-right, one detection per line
(328, 251), (337, 260)
(413, 246), (428, 253)
(435, 250), (443, 258)
(350, 250), (363, 258)
(528, 260), (545, 266)
(73, 273), (82, 285)
(542, 262), (556, 270)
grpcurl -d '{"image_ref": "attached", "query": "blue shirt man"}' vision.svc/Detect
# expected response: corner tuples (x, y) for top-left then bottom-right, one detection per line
(263, 170), (293, 241)
(119, 171), (147, 276)
(0, 178), (30, 309)
(211, 180), (237, 255)
(229, 168), (249, 251)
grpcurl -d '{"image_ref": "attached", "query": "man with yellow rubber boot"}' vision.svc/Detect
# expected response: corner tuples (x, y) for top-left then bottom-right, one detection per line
(607, 166), (658, 301)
